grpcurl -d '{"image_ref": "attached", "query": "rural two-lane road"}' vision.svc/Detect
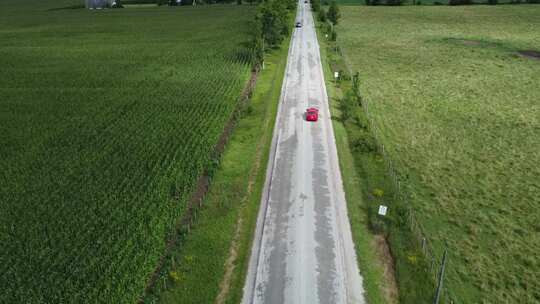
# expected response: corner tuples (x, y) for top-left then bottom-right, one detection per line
(242, 2), (366, 303)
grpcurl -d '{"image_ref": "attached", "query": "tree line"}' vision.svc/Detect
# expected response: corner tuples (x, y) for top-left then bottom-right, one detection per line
(250, 0), (297, 68)
(310, 0), (340, 43)
(311, 0), (340, 25)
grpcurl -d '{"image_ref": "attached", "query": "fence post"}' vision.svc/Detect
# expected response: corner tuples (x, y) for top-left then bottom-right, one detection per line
(433, 249), (448, 304)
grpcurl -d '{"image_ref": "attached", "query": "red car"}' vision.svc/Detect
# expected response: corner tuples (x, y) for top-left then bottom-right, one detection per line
(305, 107), (319, 121)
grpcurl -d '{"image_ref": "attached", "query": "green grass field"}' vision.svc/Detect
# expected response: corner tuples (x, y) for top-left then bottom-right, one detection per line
(334, 0), (525, 5)
(0, 1), (255, 303)
(336, 6), (540, 303)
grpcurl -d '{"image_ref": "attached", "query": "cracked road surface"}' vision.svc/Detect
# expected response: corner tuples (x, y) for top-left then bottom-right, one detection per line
(241, 2), (366, 304)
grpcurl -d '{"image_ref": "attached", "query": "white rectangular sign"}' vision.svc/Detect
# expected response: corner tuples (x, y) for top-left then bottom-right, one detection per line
(378, 205), (388, 216)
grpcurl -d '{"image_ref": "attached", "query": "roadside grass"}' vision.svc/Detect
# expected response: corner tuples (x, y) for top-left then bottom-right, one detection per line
(318, 19), (450, 304)
(316, 20), (390, 304)
(148, 41), (290, 304)
(335, 5), (540, 303)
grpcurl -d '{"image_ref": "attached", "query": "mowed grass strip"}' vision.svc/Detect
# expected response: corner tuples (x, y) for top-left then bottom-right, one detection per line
(0, 1), (255, 303)
(336, 6), (540, 303)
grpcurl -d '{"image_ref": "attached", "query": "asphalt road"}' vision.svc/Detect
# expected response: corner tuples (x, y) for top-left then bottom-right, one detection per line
(241, 2), (366, 304)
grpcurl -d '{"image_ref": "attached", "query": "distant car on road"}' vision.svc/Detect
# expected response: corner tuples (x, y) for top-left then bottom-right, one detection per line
(304, 0), (308, 3)
(296, 21), (302, 28)
(305, 107), (319, 121)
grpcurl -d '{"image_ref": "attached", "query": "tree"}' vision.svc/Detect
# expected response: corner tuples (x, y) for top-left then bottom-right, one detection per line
(327, 0), (340, 26)
(250, 22), (265, 68)
(352, 72), (360, 95)
(448, 0), (471, 5)
(318, 8), (327, 22)
(311, 0), (321, 11)
(285, 0), (296, 10)
(250, 0), (295, 70)
(111, 0), (123, 8)
(340, 90), (357, 122)
(255, 0), (291, 47)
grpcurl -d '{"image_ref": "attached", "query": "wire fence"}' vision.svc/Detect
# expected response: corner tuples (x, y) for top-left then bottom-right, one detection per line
(331, 35), (457, 304)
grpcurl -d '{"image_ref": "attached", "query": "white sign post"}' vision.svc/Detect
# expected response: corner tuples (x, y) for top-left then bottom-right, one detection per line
(378, 205), (388, 216)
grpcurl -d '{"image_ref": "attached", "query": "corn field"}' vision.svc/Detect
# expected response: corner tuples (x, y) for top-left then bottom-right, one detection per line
(0, 1), (256, 303)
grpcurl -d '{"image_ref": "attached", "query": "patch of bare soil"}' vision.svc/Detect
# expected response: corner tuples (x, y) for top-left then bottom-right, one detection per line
(215, 216), (243, 304)
(374, 234), (399, 304)
(517, 50), (540, 60)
